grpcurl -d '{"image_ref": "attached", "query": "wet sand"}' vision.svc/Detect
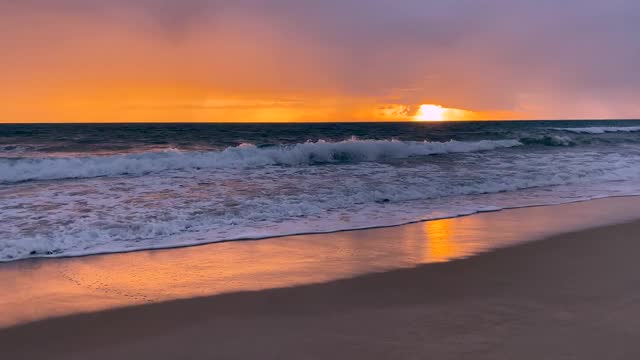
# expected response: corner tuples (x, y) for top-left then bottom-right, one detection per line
(3, 207), (640, 359)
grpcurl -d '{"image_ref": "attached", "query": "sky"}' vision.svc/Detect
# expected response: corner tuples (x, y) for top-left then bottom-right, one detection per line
(1, 0), (639, 122)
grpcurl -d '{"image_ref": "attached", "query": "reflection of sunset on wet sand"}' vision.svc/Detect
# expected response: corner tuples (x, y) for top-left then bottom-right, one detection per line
(422, 220), (460, 262)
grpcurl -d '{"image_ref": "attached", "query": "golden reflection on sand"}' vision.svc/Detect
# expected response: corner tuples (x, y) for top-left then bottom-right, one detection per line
(2, 197), (640, 328)
(423, 219), (460, 262)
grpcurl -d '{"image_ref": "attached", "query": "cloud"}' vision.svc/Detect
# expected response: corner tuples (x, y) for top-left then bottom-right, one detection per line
(1, 0), (639, 120)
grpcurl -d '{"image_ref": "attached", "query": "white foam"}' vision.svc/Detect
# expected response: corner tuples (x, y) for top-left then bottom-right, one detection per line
(3, 146), (640, 262)
(554, 126), (640, 134)
(0, 138), (522, 183)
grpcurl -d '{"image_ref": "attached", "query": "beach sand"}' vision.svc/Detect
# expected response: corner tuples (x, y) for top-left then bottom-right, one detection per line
(2, 207), (640, 359)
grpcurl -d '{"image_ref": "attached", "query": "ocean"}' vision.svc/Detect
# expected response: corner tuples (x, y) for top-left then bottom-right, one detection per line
(2, 120), (640, 262)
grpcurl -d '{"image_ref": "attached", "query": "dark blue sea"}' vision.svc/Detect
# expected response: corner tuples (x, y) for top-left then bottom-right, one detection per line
(2, 120), (640, 261)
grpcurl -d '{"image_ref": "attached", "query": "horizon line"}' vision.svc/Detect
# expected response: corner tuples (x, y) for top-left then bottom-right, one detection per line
(1, 118), (640, 125)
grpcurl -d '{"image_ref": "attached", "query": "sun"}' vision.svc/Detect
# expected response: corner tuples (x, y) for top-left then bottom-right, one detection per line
(414, 104), (447, 121)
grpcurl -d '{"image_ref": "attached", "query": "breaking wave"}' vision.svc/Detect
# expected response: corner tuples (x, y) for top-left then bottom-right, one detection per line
(0, 138), (522, 183)
(554, 126), (640, 134)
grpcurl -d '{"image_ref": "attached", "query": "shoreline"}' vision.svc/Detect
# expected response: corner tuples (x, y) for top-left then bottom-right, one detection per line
(3, 195), (640, 330)
(3, 212), (640, 358)
(4, 193), (638, 264)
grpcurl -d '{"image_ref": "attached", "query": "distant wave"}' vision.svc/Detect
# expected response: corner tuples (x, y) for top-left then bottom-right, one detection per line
(554, 126), (640, 134)
(0, 138), (522, 183)
(0, 145), (36, 153)
(519, 135), (575, 146)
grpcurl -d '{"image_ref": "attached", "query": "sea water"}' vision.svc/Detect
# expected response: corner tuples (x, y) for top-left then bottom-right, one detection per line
(2, 120), (640, 261)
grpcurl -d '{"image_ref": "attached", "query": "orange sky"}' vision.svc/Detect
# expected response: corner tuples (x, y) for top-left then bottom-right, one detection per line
(1, 1), (639, 122)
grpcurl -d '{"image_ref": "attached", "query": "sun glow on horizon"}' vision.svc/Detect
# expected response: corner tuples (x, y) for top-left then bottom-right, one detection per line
(414, 104), (447, 121)
(413, 104), (488, 121)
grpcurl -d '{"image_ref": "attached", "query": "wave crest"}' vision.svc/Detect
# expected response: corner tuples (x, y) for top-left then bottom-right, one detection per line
(519, 135), (575, 146)
(554, 126), (640, 134)
(0, 138), (522, 183)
